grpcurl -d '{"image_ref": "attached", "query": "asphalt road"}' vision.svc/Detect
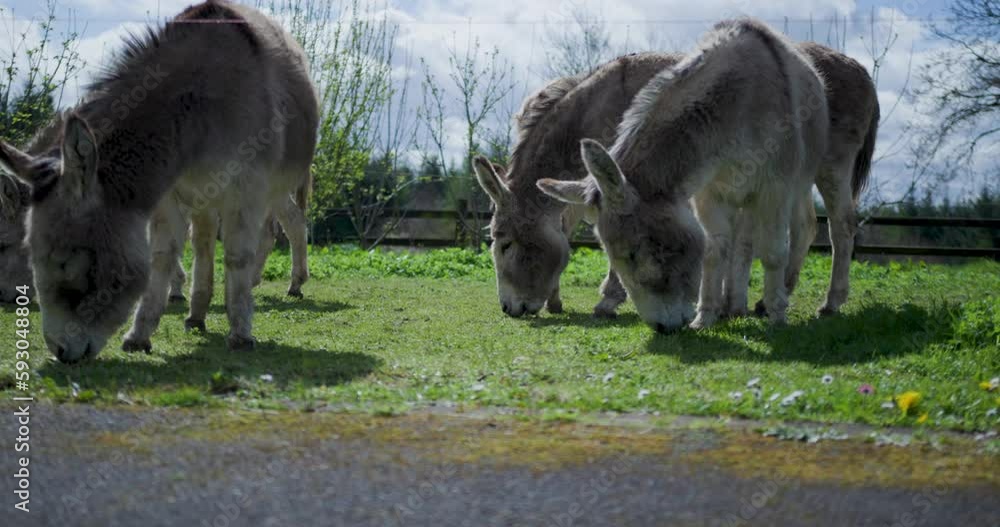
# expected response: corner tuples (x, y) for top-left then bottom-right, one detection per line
(1, 404), (997, 527)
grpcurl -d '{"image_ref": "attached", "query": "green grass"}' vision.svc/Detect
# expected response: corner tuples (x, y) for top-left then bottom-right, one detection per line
(2, 246), (999, 431)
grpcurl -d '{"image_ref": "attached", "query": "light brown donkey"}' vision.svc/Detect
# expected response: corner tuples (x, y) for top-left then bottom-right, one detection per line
(0, 1), (318, 362)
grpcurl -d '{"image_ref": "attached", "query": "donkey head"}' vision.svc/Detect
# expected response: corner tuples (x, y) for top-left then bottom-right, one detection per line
(0, 115), (150, 363)
(474, 156), (569, 317)
(538, 140), (703, 333)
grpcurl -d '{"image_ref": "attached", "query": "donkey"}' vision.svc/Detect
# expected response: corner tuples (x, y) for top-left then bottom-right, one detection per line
(476, 40), (877, 320)
(0, 0), (318, 363)
(536, 19), (829, 331)
(473, 53), (683, 317)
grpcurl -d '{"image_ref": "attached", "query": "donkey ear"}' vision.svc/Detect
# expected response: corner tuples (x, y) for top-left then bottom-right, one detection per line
(61, 115), (99, 200)
(536, 178), (589, 205)
(0, 141), (37, 185)
(580, 139), (626, 209)
(491, 162), (508, 178)
(473, 156), (510, 205)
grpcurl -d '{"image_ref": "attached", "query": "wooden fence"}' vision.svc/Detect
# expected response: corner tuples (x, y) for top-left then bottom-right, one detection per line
(326, 209), (1000, 260)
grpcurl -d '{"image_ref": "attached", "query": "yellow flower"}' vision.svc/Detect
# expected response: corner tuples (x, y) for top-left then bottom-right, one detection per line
(895, 391), (922, 416)
(981, 381), (995, 392)
(917, 413), (929, 424)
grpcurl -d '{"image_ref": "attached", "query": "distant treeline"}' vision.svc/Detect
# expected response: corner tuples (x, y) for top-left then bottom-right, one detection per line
(858, 186), (1000, 249)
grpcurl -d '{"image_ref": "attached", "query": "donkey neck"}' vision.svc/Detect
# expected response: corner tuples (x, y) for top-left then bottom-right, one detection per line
(78, 101), (190, 212)
(508, 53), (681, 206)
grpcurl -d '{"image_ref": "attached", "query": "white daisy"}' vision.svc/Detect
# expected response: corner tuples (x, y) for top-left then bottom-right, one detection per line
(781, 391), (805, 407)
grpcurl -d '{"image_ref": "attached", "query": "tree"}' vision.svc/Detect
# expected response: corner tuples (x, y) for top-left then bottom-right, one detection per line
(912, 0), (999, 184)
(418, 31), (516, 248)
(542, 3), (616, 78)
(0, 0), (84, 147)
(260, 0), (415, 247)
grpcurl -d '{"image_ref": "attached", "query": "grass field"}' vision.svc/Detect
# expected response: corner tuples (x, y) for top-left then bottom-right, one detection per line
(2, 246), (998, 432)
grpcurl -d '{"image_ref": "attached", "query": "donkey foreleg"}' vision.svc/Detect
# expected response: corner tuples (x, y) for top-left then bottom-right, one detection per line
(753, 201), (794, 325)
(692, 195), (738, 329)
(123, 201), (187, 352)
(724, 209), (754, 319)
(754, 193), (817, 317)
(785, 192), (818, 296)
(274, 195), (310, 298)
(594, 269), (627, 319)
(185, 212), (219, 333)
(252, 215), (278, 289)
(221, 206), (266, 351)
(169, 258), (187, 304)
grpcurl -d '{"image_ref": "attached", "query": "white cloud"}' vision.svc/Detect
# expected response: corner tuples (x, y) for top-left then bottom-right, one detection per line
(1, 0), (990, 201)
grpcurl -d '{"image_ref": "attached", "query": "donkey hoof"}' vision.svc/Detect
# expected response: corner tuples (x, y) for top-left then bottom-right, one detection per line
(593, 308), (618, 320)
(184, 318), (207, 333)
(169, 294), (187, 305)
(122, 338), (152, 354)
(722, 307), (749, 320)
(753, 300), (769, 318)
(227, 335), (257, 352)
(287, 289), (304, 299)
(689, 312), (718, 330)
(817, 305), (839, 318)
(547, 301), (564, 314)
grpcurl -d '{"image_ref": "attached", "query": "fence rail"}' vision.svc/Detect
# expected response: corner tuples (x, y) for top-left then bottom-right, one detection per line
(329, 209), (1000, 260)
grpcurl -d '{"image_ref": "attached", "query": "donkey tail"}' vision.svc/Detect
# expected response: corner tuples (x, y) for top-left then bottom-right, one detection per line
(295, 168), (312, 215)
(851, 97), (880, 203)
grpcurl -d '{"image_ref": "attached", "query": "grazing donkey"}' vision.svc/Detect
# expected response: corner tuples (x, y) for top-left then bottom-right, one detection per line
(477, 41), (877, 320)
(537, 19), (829, 331)
(0, 0), (318, 362)
(473, 53), (683, 317)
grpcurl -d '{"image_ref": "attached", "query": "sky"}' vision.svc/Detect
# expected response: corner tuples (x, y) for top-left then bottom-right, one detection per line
(0, 0), (991, 204)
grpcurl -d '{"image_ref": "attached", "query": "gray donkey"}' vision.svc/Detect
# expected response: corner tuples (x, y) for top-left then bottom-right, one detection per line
(475, 38), (877, 321)
(1, 117), (309, 307)
(535, 19), (829, 331)
(0, 0), (318, 362)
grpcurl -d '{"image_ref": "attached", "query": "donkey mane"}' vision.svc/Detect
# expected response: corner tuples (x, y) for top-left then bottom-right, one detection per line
(613, 19), (785, 162)
(514, 76), (585, 143)
(508, 75), (585, 178)
(88, 1), (257, 102)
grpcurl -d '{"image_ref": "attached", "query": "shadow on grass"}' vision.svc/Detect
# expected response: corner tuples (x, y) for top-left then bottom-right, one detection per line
(526, 310), (644, 329)
(646, 303), (952, 366)
(165, 295), (354, 317)
(38, 332), (379, 394)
